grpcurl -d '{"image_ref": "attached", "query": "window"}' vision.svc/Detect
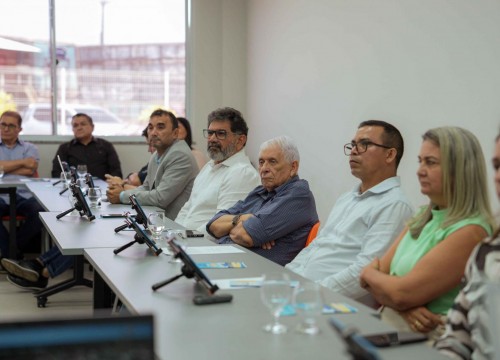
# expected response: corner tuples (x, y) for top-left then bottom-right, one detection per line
(0, 0), (185, 136)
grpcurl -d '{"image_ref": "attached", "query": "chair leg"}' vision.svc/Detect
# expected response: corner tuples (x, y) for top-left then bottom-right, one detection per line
(33, 255), (92, 308)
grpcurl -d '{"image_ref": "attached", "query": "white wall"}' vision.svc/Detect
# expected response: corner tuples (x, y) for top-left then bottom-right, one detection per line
(32, 0), (500, 222)
(245, 0), (500, 220)
(187, 0), (248, 150)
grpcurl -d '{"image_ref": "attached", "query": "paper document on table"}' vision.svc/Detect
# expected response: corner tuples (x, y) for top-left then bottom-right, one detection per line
(186, 246), (245, 255)
(214, 277), (299, 290)
(213, 277), (263, 290)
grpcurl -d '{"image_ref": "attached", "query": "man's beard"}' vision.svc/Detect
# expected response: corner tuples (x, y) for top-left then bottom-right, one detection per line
(207, 141), (236, 162)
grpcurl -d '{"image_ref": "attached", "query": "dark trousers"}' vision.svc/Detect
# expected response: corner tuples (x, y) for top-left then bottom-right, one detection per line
(0, 195), (44, 258)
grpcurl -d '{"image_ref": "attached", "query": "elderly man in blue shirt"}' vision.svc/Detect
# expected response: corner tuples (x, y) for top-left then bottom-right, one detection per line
(207, 135), (318, 266)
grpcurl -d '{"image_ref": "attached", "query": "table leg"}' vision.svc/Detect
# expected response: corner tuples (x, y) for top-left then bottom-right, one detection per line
(8, 187), (17, 258)
(93, 269), (113, 310)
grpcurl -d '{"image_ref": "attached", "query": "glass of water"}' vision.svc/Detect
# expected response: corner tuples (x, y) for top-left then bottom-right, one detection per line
(87, 187), (102, 208)
(76, 164), (87, 179)
(293, 281), (323, 335)
(260, 272), (293, 334)
(60, 171), (71, 188)
(76, 165), (87, 191)
(148, 212), (165, 242)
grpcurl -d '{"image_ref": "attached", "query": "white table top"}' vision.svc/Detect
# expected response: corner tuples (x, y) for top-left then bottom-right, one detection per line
(85, 244), (446, 360)
(0, 175), (28, 187)
(39, 211), (183, 255)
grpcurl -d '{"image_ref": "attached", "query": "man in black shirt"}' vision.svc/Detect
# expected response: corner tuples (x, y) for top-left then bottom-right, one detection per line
(50, 113), (122, 179)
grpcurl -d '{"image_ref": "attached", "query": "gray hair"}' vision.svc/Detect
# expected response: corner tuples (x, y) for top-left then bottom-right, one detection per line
(259, 135), (300, 163)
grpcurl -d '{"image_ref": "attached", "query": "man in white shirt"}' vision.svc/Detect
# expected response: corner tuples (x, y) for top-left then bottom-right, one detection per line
(286, 120), (413, 300)
(175, 107), (259, 236)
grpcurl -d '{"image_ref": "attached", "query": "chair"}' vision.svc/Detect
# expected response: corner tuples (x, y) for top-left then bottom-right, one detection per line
(305, 222), (320, 247)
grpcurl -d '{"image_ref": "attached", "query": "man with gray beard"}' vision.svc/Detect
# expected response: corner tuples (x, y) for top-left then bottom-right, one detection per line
(174, 107), (260, 236)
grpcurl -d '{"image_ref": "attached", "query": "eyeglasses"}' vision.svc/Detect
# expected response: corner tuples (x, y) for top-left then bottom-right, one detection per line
(344, 140), (393, 156)
(0, 123), (18, 130)
(203, 129), (230, 140)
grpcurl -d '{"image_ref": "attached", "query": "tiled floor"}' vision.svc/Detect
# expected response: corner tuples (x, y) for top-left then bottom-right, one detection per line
(0, 266), (94, 321)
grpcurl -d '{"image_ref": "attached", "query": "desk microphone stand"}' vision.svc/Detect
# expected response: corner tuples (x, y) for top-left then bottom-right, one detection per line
(113, 231), (149, 255)
(114, 218), (138, 233)
(113, 216), (162, 256)
(53, 161), (69, 186)
(152, 262), (195, 291)
(114, 194), (148, 233)
(57, 184), (95, 221)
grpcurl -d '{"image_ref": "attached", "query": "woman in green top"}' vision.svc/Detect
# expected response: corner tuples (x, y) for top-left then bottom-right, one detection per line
(360, 126), (495, 339)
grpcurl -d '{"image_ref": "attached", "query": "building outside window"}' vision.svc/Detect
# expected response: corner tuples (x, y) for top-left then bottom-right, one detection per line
(0, 0), (186, 136)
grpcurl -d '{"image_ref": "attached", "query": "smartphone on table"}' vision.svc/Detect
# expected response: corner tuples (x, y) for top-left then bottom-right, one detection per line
(186, 230), (204, 238)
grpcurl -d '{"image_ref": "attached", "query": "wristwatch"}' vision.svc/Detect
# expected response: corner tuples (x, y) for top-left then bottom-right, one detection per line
(232, 214), (241, 227)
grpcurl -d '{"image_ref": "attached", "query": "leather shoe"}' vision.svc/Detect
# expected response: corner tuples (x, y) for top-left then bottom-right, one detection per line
(1, 258), (43, 282)
(7, 274), (48, 291)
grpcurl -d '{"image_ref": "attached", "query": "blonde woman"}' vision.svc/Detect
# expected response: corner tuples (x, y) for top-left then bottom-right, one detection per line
(360, 127), (495, 340)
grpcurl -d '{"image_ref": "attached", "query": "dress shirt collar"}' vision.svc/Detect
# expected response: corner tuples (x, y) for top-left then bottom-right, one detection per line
(0, 138), (22, 147)
(70, 136), (97, 146)
(353, 176), (401, 198)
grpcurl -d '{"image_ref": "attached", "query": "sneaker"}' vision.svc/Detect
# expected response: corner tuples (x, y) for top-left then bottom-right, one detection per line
(6, 274), (48, 291)
(1, 258), (43, 282)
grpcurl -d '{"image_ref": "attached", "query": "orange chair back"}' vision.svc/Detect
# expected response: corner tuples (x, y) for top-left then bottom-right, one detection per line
(305, 222), (320, 247)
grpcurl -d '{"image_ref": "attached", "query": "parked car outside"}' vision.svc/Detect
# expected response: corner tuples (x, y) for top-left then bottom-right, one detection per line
(21, 103), (143, 136)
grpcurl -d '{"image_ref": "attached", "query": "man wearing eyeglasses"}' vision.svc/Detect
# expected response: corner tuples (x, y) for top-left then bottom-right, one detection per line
(286, 120), (413, 301)
(174, 107), (260, 236)
(1, 110), (197, 289)
(0, 111), (44, 259)
(207, 135), (318, 266)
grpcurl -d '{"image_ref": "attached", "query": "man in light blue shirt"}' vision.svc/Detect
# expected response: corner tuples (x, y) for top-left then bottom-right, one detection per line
(286, 120), (413, 300)
(0, 110), (44, 258)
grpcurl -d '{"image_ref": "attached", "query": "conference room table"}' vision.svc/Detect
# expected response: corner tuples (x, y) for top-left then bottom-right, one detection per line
(84, 239), (447, 360)
(25, 178), (131, 212)
(28, 179), (446, 359)
(28, 178), (164, 307)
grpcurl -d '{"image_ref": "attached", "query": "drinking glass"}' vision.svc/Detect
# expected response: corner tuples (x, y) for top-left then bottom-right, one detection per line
(166, 230), (183, 262)
(147, 212), (165, 243)
(76, 164), (87, 179)
(60, 171), (71, 188)
(293, 281), (323, 335)
(260, 272), (292, 334)
(0, 165), (4, 179)
(76, 165), (87, 191)
(87, 187), (102, 208)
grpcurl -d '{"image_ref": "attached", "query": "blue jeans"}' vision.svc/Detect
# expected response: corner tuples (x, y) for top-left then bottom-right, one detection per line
(39, 246), (74, 278)
(0, 195), (44, 258)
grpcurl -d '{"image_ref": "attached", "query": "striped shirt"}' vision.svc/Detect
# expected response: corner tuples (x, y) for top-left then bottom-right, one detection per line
(435, 234), (500, 359)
